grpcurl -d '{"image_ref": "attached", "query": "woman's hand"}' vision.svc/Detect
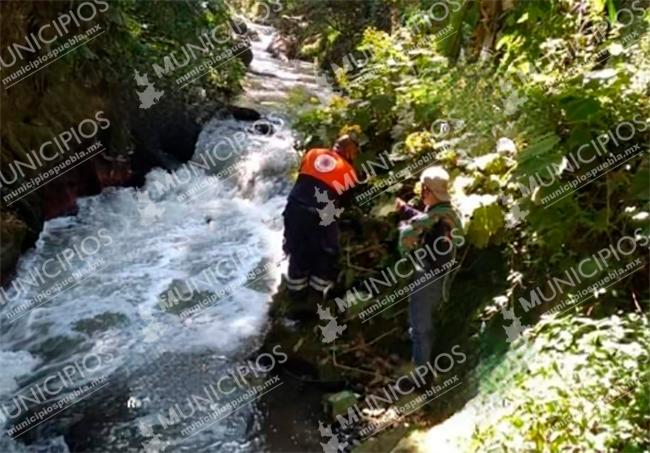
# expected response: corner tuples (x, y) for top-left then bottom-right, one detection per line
(395, 197), (406, 211)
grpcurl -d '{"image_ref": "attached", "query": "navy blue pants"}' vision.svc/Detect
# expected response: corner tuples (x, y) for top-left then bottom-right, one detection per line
(282, 201), (339, 294)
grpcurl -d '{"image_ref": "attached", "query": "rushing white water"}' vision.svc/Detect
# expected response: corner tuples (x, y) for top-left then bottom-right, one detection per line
(0, 24), (325, 452)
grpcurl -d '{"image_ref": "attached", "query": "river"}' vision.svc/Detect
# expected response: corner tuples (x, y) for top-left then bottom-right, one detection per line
(0, 23), (326, 452)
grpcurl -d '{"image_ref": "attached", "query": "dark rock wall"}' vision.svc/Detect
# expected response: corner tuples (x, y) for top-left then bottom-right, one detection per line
(0, 1), (255, 284)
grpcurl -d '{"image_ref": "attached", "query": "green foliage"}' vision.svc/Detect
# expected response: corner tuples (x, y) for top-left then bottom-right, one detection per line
(464, 198), (505, 249)
(290, 0), (650, 317)
(282, 9), (650, 444)
(91, 0), (246, 93)
(471, 313), (650, 452)
(0, 0), (246, 169)
(269, 0), (394, 63)
(0, 0), (248, 270)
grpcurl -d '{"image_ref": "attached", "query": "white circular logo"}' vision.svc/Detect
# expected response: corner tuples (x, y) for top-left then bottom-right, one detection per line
(314, 154), (337, 173)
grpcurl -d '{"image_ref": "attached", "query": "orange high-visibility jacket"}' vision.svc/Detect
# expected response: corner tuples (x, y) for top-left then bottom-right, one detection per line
(298, 148), (357, 194)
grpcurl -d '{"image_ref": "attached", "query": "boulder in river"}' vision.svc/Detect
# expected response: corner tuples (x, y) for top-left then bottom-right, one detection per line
(245, 30), (261, 42)
(235, 38), (254, 66)
(229, 106), (261, 121)
(267, 35), (294, 61)
(130, 93), (201, 182)
(251, 121), (275, 136)
(230, 18), (248, 35)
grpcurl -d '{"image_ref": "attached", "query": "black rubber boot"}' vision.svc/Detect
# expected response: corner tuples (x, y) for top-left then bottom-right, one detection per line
(285, 288), (317, 322)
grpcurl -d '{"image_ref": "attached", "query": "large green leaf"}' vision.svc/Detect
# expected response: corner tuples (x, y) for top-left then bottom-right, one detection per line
(516, 133), (562, 176)
(629, 162), (650, 201)
(458, 195), (505, 248)
(559, 96), (602, 123)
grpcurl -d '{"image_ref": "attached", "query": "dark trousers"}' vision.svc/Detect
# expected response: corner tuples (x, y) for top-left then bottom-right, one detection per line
(282, 201), (339, 295)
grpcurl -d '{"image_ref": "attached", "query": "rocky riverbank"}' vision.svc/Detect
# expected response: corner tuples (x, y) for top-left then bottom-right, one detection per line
(0, 2), (257, 284)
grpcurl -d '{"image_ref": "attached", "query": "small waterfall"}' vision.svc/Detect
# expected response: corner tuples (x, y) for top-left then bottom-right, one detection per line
(0, 23), (324, 452)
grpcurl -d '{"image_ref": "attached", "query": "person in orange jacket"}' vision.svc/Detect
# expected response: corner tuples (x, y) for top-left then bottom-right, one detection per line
(282, 135), (360, 307)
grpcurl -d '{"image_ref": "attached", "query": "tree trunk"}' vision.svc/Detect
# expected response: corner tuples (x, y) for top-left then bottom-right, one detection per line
(472, 0), (508, 62)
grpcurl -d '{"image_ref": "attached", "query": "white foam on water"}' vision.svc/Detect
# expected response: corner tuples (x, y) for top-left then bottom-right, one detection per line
(0, 21), (327, 451)
(0, 351), (39, 396)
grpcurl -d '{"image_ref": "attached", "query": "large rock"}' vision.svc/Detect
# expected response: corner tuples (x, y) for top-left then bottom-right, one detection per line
(325, 391), (359, 418)
(245, 29), (261, 42)
(252, 122), (274, 136)
(235, 39), (254, 67)
(267, 35), (295, 61)
(39, 155), (133, 219)
(228, 106), (261, 121)
(0, 213), (28, 285)
(230, 18), (248, 35)
(0, 3), (237, 285)
(0, 86), (206, 283)
(129, 91), (202, 184)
